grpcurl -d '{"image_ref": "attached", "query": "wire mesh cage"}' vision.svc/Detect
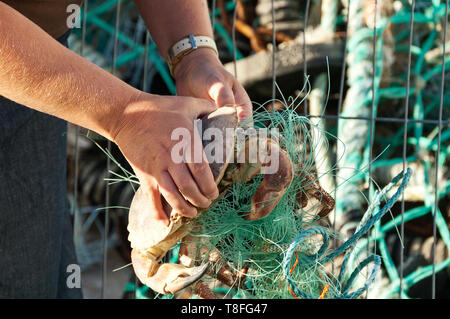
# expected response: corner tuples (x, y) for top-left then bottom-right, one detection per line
(66, 0), (449, 299)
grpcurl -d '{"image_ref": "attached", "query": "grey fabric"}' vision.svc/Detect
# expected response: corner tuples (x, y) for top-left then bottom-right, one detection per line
(0, 31), (82, 298)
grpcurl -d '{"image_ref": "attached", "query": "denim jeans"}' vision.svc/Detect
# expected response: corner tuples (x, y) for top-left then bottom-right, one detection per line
(0, 31), (82, 298)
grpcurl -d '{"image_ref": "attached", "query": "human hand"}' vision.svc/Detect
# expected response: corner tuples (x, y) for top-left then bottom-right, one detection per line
(173, 49), (253, 125)
(110, 92), (219, 225)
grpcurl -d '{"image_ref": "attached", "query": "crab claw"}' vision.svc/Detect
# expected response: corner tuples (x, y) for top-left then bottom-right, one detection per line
(164, 262), (211, 294)
(247, 143), (293, 220)
(230, 138), (294, 220)
(131, 248), (210, 295)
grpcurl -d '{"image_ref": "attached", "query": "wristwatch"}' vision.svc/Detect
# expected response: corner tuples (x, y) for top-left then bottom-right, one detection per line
(167, 34), (218, 76)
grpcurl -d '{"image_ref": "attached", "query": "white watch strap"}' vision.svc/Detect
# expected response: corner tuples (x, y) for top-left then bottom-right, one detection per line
(167, 35), (218, 76)
(168, 35), (218, 61)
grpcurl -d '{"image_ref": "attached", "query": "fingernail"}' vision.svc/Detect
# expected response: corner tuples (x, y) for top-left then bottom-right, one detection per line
(185, 207), (198, 218)
(208, 189), (219, 200)
(201, 199), (212, 208)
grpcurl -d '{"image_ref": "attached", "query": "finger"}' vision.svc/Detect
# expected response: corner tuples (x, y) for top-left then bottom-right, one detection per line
(157, 171), (198, 218)
(232, 82), (253, 126)
(185, 125), (219, 201)
(168, 163), (212, 208)
(208, 81), (235, 108)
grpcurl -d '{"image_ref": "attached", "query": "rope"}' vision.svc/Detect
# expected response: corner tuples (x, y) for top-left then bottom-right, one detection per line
(283, 168), (412, 299)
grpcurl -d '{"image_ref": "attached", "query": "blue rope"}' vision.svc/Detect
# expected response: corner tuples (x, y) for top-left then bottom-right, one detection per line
(341, 254), (381, 298)
(283, 168), (412, 298)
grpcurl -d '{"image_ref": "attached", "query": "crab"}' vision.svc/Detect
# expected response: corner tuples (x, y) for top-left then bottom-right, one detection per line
(127, 106), (335, 296)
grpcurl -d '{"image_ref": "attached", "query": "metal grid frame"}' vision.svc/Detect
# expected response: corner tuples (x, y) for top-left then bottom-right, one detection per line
(71, 0), (449, 299)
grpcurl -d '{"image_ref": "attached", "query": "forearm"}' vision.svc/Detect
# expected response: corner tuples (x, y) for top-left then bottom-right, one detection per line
(133, 0), (213, 60)
(0, 2), (142, 141)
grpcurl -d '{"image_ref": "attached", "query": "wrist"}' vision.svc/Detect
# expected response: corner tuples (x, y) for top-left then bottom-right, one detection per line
(173, 48), (221, 80)
(106, 89), (155, 143)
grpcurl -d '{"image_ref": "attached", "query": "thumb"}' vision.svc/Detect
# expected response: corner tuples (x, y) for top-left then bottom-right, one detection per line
(190, 97), (218, 118)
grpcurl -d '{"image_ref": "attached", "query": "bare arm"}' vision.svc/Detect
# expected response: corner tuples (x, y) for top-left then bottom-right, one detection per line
(133, 0), (213, 60)
(0, 1), (138, 140)
(0, 2), (219, 223)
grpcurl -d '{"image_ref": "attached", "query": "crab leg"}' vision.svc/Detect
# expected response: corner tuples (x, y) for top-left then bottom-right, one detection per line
(192, 280), (217, 299)
(179, 236), (249, 292)
(295, 170), (335, 218)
